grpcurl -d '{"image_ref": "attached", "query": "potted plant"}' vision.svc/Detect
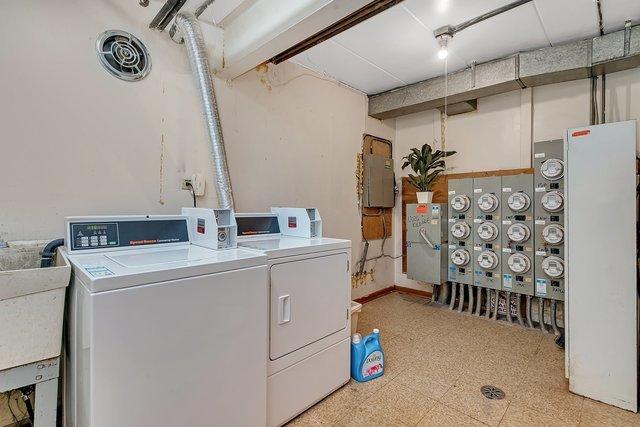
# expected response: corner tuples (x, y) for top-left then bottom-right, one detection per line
(401, 143), (456, 203)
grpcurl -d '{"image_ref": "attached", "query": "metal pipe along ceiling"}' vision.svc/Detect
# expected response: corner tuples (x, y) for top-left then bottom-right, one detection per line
(175, 12), (235, 210)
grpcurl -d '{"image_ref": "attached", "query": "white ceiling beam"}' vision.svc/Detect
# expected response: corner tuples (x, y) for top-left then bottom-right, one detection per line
(216, 0), (372, 79)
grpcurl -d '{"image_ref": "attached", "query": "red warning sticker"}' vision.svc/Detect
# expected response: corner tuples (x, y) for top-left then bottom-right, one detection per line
(416, 204), (428, 214)
(572, 129), (590, 137)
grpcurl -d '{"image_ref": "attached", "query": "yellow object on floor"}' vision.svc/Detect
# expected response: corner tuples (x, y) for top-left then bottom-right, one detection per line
(288, 292), (640, 426)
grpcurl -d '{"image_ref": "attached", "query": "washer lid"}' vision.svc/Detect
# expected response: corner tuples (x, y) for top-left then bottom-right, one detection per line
(507, 253), (531, 273)
(541, 190), (564, 212)
(507, 223), (530, 243)
(542, 224), (564, 245)
(507, 192), (531, 212)
(238, 236), (350, 258)
(451, 221), (471, 239)
(541, 158), (564, 180)
(542, 255), (565, 278)
(451, 194), (471, 212)
(477, 250), (499, 269)
(451, 248), (470, 266)
(477, 193), (499, 212)
(477, 222), (499, 241)
(64, 245), (267, 293)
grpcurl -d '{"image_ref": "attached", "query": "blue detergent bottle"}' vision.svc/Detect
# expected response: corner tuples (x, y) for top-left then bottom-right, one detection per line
(350, 329), (384, 382)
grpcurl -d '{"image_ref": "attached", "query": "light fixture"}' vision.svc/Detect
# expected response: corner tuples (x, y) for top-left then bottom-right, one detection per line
(437, 34), (450, 60)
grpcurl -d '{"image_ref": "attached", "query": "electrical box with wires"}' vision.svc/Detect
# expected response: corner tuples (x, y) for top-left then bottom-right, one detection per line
(363, 154), (394, 208)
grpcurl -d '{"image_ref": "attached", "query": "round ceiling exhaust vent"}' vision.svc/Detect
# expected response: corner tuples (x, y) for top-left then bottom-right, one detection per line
(96, 30), (151, 81)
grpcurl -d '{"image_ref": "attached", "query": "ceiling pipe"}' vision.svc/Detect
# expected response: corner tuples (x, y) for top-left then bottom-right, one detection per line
(434, 0), (533, 39)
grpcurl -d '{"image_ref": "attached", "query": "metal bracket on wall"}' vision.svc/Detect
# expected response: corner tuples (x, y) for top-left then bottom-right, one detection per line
(149, 0), (187, 31)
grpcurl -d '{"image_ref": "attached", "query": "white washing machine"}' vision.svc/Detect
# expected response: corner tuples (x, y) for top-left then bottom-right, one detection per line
(61, 215), (268, 427)
(195, 207), (351, 427)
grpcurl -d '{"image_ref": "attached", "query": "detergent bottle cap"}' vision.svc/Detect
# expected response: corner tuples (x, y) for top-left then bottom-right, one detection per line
(352, 333), (362, 344)
(373, 328), (379, 334)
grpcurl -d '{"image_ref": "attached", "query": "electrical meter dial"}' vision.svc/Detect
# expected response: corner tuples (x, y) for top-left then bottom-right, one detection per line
(541, 158), (564, 181)
(477, 193), (499, 212)
(542, 224), (564, 245)
(451, 249), (470, 266)
(507, 192), (531, 212)
(450, 195), (471, 212)
(451, 222), (471, 239)
(477, 250), (499, 270)
(541, 256), (565, 278)
(477, 222), (499, 241)
(507, 253), (531, 274)
(541, 190), (564, 212)
(506, 223), (531, 243)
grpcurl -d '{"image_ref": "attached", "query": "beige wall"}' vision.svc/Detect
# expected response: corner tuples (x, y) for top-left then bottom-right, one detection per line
(394, 69), (640, 291)
(0, 0), (394, 299)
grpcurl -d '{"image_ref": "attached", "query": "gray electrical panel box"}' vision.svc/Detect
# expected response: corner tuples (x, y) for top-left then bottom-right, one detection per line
(501, 174), (535, 295)
(533, 140), (565, 300)
(472, 176), (502, 290)
(363, 154), (394, 207)
(406, 203), (448, 284)
(447, 178), (474, 285)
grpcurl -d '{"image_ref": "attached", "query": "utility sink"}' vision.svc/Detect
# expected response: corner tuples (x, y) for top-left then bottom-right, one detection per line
(0, 241), (70, 371)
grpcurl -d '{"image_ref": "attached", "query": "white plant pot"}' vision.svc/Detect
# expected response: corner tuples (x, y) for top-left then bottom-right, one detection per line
(416, 191), (433, 204)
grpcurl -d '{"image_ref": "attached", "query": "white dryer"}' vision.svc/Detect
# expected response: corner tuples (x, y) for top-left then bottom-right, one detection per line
(197, 207), (351, 427)
(61, 215), (268, 427)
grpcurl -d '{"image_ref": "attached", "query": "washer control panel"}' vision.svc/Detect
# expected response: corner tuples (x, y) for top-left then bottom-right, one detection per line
(67, 217), (190, 252)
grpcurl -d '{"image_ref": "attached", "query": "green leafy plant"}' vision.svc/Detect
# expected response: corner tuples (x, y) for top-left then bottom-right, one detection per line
(401, 143), (456, 192)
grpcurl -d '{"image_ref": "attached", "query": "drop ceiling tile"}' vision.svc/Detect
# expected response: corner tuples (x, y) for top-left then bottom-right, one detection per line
(290, 40), (405, 94)
(601, 0), (640, 32)
(333, 5), (467, 84)
(445, 3), (550, 64)
(533, 0), (599, 44)
(403, 0), (517, 33)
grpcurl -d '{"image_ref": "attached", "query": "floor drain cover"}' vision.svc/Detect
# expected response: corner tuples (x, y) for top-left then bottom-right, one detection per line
(480, 385), (505, 400)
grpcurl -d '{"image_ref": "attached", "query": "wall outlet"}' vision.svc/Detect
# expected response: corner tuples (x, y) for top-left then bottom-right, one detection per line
(182, 173), (205, 196)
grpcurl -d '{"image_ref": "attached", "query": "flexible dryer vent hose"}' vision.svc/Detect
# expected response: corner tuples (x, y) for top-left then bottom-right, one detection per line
(176, 12), (235, 210)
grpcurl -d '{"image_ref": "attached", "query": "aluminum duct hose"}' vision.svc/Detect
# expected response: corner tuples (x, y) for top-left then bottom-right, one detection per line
(175, 12), (235, 210)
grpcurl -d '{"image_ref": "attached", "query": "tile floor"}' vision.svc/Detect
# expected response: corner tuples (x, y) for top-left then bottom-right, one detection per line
(288, 292), (640, 426)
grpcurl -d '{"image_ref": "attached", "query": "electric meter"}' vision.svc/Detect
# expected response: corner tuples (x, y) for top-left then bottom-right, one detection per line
(507, 191), (531, 212)
(477, 222), (499, 241)
(451, 222), (471, 239)
(507, 253), (531, 274)
(477, 193), (499, 212)
(541, 255), (564, 278)
(541, 158), (564, 180)
(542, 223), (564, 245)
(451, 249), (470, 266)
(477, 250), (499, 270)
(506, 223), (530, 243)
(450, 194), (471, 212)
(541, 190), (564, 212)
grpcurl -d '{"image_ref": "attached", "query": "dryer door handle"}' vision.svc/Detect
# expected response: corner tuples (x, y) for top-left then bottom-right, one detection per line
(278, 294), (291, 325)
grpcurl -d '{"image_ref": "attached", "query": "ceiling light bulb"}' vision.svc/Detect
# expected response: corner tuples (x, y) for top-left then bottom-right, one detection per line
(438, 45), (449, 59)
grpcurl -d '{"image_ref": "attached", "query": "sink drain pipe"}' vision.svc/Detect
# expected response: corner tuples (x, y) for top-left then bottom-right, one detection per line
(175, 12), (235, 210)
